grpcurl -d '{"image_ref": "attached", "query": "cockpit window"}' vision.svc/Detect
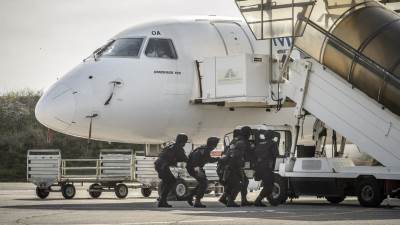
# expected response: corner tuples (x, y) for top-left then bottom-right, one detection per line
(99, 38), (143, 57)
(145, 38), (177, 59)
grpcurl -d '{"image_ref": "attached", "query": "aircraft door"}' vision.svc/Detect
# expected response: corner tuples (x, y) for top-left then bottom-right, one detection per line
(212, 22), (254, 56)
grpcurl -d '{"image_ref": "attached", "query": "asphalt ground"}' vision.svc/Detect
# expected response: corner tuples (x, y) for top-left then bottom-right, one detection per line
(1, 183), (400, 225)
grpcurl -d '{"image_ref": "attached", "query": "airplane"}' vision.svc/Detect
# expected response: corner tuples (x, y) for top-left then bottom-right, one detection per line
(31, 1), (400, 207)
(34, 16), (308, 145)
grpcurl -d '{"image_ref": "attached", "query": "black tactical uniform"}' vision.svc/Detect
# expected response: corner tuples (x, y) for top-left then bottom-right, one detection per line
(239, 126), (255, 206)
(154, 134), (188, 208)
(218, 127), (251, 207)
(186, 137), (220, 208)
(217, 129), (241, 185)
(218, 129), (240, 207)
(253, 130), (280, 207)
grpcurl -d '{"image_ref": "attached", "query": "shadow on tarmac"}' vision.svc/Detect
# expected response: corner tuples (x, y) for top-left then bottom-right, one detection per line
(14, 196), (160, 201)
(2, 200), (400, 222)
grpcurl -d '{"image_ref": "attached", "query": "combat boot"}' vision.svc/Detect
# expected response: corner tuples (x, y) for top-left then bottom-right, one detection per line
(186, 194), (194, 206)
(241, 197), (253, 206)
(158, 199), (172, 208)
(218, 193), (228, 206)
(254, 197), (267, 207)
(193, 199), (206, 208)
(226, 196), (240, 207)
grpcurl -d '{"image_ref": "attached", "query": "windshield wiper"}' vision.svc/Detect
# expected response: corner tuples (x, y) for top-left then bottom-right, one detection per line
(83, 40), (114, 62)
(83, 47), (101, 62)
(93, 47), (102, 61)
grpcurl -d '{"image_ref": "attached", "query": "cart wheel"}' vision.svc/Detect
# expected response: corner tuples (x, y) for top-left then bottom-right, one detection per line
(141, 187), (152, 197)
(173, 179), (189, 201)
(89, 183), (102, 199)
(61, 184), (76, 199)
(115, 183), (128, 199)
(36, 187), (50, 199)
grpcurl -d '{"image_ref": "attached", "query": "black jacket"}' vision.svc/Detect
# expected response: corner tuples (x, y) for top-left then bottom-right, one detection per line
(156, 143), (188, 168)
(227, 136), (249, 168)
(186, 145), (218, 170)
(254, 131), (280, 169)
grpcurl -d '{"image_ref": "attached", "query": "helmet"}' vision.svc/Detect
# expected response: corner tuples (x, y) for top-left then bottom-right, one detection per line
(233, 129), (242, 138)
(175, 133), (188, 145)
(241, 126), (252, 139)
(206, 137), (220, 149)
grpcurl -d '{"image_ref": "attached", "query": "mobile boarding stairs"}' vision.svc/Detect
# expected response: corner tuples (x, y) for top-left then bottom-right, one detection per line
(190, 0), (400, 206)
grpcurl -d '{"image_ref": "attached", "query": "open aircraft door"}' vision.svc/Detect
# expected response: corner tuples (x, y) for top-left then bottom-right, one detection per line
(211, 22), (254, 56)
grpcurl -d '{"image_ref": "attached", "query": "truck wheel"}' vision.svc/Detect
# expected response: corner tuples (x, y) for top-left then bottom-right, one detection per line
(115, 183), (129, 199)
(141, 187), (152, 197)
(357, 179), (383, 207)
(61, 184), (76, 199)
(88, 183), (102, 199)
(173, 179), (189, 201)
(36, 187), (50, 199)
(267, 175), (288, 206)
(325, 196), (345, 204)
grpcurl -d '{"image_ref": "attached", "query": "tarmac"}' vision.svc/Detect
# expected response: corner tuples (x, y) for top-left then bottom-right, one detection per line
(1, 183), (400, 225)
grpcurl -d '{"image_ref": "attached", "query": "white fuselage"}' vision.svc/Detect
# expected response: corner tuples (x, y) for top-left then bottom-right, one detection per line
(35, 17), (296, 144)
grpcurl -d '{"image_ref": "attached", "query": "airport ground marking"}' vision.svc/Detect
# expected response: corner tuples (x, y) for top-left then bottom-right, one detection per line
(80, 219), (237, 225)
(170, 209), (278, 214)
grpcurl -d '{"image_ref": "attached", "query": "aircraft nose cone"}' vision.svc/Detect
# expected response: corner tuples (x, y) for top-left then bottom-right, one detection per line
(35, 83), (76, 131)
